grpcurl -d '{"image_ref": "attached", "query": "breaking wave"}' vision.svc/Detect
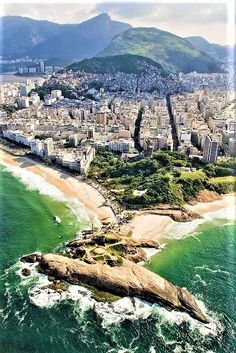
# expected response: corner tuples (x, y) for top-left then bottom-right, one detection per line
(165, 205), (235, 241)
(15, 260), (222, 341)
(2, 163), (100, 227)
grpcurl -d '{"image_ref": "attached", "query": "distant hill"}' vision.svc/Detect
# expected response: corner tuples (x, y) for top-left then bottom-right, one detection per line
(224, 45), (236, 62)
(67, 54), (167, 76)
(1, 13), (131, 61)
(0, 16), (62, 57)
(185, 36), (227, 62)
(26, 13), (131, 61)
(98, 27), (223, 74)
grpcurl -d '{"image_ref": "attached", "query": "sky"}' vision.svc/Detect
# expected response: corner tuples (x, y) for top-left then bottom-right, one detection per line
(2, 0), (235, 45)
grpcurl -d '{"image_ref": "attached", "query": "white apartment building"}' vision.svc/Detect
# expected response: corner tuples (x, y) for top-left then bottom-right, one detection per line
(108, 139), (134, 152)
(44, 138), (54, 157)
(203, 135), (219, 163)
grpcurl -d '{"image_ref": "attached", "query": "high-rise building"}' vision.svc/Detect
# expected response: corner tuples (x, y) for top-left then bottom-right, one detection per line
(44, 138), (54, 157)
(227, 120), (236, 132)
(69, 134), (78, 147)
(18, 97), (30, 108)
(51, 90), (62, 99)
(228, 138), (236, 156)
(39, 60), (45, 73)
(203, 135), (219, 164)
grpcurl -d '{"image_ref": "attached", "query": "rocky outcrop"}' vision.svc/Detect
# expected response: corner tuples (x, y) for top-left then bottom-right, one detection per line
(189, 190), (222, 204)
(21, 252), (209, 323)
(65, 234), (160, 264)
(142, 207), (202, 222)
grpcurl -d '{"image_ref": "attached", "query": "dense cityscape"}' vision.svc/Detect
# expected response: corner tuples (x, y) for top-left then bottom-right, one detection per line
(0, 66), (235, 175)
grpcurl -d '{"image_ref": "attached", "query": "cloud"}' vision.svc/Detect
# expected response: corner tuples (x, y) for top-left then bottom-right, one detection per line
(93, 2), (227, 24)
(93, 3), (156, 19)
(3, 3), (95, 24)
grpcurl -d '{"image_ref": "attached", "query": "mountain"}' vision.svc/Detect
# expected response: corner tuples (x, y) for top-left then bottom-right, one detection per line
(185, 36), (227, 62)
(1, 13), (131, 60)
(224, 45), (236, 62)
(26, 13), (131, 60)
(0, 16), (62, 57)
(67, 54), (167, 76)
(97, 27), (223, 74)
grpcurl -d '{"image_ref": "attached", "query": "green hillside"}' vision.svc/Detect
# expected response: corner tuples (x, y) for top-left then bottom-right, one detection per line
(67, 54), (167, 76)
(98, 27), (223, 74)
(185, 36), (227, 61)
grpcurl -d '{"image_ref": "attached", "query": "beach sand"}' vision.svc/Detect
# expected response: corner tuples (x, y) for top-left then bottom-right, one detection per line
(119, 194), (235, 242)
(120, 214), (173, 241)
(1, 148), (235, 242)
(185, 194), (236, 216)
(0, 149), (116, 225)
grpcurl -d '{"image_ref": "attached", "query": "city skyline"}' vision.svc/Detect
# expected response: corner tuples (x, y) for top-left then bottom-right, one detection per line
(2, 1), (235, 45)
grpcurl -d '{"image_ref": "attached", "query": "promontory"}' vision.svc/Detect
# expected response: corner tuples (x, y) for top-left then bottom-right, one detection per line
(21, 233), (209, 324)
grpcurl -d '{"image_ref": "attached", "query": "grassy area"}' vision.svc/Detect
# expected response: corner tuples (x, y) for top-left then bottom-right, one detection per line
(209, 176), (236, 184)
(89, 148), (235, 208)
(67, 54), (166, 76)
(208, 176), (236, 194)
(179, 170), (206, 181)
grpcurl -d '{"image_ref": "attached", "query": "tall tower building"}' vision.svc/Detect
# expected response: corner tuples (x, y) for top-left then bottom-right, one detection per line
(39, 60), (45, 73)
(44, 138), (54, 157)
(203, 135), (219, 164)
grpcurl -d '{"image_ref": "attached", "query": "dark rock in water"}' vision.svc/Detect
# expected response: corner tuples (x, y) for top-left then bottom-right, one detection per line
(32, 253), (209, 323)
(46, 281), (68, 292)
(21, 268), (31, 277)
(21, 254), (39, 263)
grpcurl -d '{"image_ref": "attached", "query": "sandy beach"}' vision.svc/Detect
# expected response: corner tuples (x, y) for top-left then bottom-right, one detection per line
(125, 193), (235, 241)
(120, 213), (173, 240)
(1, 148), (235, 242)
(0, 149), (116, 225)
(185, 194), (236, 216)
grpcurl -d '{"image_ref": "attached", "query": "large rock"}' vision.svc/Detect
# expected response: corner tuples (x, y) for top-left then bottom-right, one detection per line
(67, 234), (160, 249)
(23, 253), (209, 323)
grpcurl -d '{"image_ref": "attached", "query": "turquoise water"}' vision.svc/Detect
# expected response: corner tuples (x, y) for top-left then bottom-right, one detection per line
(0, 166), (235, 353)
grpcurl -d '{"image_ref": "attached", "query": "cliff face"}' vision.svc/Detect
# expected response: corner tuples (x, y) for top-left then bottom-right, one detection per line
(22, 252), (209, 323)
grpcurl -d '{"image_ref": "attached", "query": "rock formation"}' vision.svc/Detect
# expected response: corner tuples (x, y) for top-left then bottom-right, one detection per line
(21, 246), (209, 323)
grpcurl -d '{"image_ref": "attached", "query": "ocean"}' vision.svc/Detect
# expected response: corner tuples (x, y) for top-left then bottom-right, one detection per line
(0, 165), (235, 353)
(0, 72), (40, 83)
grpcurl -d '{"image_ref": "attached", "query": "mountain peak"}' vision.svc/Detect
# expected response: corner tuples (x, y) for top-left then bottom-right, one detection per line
(97, 13), (110, 19)
(92, 13), (111, 22)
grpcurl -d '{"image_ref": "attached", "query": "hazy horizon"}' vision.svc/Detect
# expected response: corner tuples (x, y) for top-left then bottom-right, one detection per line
(2, 1), (235, 46)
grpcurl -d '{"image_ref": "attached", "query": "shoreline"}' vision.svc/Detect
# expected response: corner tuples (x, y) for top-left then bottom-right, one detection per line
(0, 148), (235, 244)
(0, 148), (116, 226)
(124, 193), (235, 242)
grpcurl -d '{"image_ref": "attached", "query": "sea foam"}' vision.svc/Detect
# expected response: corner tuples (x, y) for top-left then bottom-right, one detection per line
(28, 277), (153, 325)
(153, 298), (223, 338)
(3, 163), (100, 226)
(165, 205), (235, 241)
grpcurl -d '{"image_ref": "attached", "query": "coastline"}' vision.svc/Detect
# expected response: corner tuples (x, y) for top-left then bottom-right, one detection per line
(124, 193), (235, 242)
(0, 148), (235, 243)
(0, 148), (116, 225)
(185, 194), (236, 217)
